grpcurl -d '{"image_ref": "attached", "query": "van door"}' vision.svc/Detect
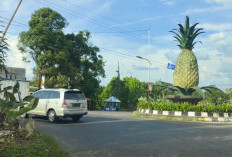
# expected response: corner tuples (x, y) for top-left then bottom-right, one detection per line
(32, 90), (50, 116)
(46, 91), (60, 113)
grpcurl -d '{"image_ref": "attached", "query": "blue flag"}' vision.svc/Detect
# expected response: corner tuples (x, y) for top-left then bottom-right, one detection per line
(167, 63), (175, 70)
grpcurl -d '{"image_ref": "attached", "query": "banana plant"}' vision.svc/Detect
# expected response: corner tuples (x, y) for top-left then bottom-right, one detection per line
(0, 81), (38, 130)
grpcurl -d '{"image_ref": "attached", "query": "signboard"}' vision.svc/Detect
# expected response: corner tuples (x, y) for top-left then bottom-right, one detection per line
(167, 63), (175, 70)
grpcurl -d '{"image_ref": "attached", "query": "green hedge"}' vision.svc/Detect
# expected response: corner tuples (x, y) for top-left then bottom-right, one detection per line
(137, 100), (232, 113)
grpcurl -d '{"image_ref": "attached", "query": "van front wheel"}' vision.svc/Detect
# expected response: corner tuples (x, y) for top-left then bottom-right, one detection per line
(48, 110), (56, 123)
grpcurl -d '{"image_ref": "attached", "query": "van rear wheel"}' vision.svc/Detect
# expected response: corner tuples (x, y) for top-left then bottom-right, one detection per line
(48, 110), (56, 123)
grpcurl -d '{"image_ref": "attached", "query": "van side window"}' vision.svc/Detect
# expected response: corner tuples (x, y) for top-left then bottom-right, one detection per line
(33, 91), (50, 99)
(50, 91), (60, 99)
(33, 91), (42, 99)
(42, 91), (50, 99)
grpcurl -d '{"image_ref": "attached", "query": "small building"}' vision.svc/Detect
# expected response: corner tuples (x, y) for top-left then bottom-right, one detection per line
(0, 67), (26, 80)
(104, 96), (121, 111)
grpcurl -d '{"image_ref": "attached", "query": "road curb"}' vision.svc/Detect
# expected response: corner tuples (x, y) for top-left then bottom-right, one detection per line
(138, 109), (232, 122)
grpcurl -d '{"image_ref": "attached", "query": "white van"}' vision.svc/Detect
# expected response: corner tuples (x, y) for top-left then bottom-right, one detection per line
(25, 89), (88, 122)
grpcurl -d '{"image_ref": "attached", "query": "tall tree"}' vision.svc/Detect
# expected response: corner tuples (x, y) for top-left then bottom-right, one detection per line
(18, 8), (105, 103)
(65, 31), (105, 99)
(18, 7), (68, 87)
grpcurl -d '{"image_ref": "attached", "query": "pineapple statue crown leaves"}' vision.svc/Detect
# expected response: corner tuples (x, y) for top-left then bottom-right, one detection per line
(170, 16), (204, 50)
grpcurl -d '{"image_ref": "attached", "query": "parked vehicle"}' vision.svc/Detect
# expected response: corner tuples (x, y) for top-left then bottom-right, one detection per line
(24, 88), (88, 122)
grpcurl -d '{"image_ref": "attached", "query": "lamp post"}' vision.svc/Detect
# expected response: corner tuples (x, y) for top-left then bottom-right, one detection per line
(136, 56), (152, 101)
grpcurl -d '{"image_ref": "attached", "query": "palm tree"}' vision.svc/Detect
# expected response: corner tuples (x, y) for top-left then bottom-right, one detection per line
(153, 81), (224, 104)
(0, 25), (8, 72)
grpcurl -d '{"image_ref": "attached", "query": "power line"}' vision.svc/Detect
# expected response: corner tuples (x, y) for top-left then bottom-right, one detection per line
(100, 47), (232, 78)
(2, 0), (220, 59)
(0, 16), (28, 27)
(34, 0), (169, 47)
(52, 0), (215, 55)
(90, 30), (148, 34)
(35, 0), (218, 58)
(2, 1), (230, 79)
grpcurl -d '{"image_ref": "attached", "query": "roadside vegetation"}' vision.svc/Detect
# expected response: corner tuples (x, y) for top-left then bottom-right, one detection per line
(0, 77), (66, 156)
(137, 100), (232, 113)
(0, 20), (66, 156)
(0, 130), (67, 157)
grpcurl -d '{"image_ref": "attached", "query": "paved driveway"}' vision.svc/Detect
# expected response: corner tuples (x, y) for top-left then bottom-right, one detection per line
(35, 111), (232, 157)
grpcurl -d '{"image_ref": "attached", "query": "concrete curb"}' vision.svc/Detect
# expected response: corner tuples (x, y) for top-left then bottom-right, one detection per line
(138, 109), (232, 122)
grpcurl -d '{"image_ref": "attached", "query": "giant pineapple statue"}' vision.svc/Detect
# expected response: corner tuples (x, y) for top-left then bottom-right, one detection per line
(170, 16), (204, 88)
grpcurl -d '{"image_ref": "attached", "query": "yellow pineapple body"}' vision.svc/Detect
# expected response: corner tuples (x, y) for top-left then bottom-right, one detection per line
(173, 49), (199, 88)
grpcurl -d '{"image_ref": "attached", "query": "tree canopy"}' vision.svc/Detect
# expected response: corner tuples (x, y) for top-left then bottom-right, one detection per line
(99, 76), (146, 110)
(18, 8), (105, 103)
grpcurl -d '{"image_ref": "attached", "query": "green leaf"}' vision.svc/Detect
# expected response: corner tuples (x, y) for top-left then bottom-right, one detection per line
(12, 102), (28, 109)
(23, 95), (36, 102)
(0, 98), (7, 108)
(8, 93), (16, 102)
(13, 82), (20, 94)
(0, 86), (13, 93)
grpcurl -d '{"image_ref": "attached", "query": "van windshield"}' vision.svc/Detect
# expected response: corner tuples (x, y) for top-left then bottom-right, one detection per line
(64, 91), (86, 100)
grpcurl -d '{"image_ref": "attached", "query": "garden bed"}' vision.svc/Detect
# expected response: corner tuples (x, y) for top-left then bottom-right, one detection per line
(138, 109), (232, 122)
(137, 101), (232, 113)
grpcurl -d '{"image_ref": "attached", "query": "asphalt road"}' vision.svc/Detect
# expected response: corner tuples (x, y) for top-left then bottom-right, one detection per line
(34, 111), (232, 157)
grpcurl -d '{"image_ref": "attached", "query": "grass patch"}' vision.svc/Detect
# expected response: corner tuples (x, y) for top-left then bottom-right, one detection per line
(0, 130), (67, 157)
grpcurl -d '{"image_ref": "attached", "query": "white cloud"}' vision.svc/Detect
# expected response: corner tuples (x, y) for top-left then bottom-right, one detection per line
(159, 0), (175, 6)
(197, 53), (210, 60)
(207, 32), (232, 57)
(0, 0), (17, 12)
(114, 16), (162, 27)
(200, 23), (232, 31)
(183, 5), (231, 15)
(164, 49), (179, 63)
(132, 65), (159, 71)
(205, 0), (232, 4)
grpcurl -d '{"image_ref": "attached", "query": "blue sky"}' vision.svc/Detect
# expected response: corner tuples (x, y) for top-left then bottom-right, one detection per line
(1, 0), (232, 90)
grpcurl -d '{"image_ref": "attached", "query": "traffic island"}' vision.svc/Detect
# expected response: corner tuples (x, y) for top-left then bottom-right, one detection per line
(133, 109), (232, 122)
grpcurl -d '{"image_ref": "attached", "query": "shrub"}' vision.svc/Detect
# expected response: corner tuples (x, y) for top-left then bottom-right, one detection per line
(0, 81), (38, 133)
(137, 100), (149, 109)
(137, 101), (232, 113)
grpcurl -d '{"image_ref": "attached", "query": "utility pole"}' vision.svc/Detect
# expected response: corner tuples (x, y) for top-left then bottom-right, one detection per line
(117, 61), (120, 81)
(147, 29), (151, 102)
(0, 0), (23, 46)
(116, 61), (120, 97)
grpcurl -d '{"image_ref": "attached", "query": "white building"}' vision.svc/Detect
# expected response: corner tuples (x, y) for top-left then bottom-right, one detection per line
(0, 67), (26, 80)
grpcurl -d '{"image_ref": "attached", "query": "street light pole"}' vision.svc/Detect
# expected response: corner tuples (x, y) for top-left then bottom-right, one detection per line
(136, 56), (151, 102)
